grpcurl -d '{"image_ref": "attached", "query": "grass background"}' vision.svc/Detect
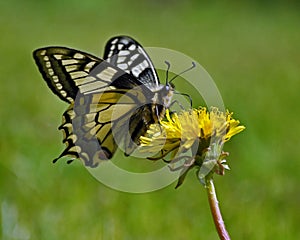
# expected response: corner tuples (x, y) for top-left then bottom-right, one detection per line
(1, 0), (299, 239)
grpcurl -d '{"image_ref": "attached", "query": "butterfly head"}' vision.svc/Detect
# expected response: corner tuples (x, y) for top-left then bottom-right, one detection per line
(157, 83), (174, 108)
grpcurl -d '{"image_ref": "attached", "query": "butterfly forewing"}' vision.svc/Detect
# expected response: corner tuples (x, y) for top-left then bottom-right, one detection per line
(104, 36), (159, 86)
(33, 47), (103, 103)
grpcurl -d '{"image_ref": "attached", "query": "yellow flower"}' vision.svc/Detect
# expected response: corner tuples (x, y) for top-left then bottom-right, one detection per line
(140, 107), (245, 187)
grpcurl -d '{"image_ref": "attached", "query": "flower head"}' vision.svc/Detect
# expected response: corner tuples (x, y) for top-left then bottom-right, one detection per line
(140, 107), (245, 187)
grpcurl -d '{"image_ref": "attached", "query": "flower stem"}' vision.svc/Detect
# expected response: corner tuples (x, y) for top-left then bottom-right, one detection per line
(206, 178), (231, 240)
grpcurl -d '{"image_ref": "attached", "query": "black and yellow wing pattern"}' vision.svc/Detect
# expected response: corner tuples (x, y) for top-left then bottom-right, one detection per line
(33, 36), (173, 167)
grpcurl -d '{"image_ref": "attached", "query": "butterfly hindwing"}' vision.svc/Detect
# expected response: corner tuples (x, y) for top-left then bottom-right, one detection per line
(57, 87), (153, 166)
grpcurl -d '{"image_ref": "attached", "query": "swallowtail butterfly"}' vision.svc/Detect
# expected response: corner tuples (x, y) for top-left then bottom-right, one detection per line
(33, 36), (174, 167)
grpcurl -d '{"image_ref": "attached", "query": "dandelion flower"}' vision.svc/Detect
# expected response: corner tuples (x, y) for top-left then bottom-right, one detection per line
(140, 107), (245, 187)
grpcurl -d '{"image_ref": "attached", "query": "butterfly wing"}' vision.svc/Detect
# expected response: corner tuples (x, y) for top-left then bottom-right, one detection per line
(33, 47), (103, 103)
(33, 46), (153, 164)
(33, 47), (147, 99)
(103, 36), (160, 86)
(33, 39), (168, 166)
(56, 87), (152, 166)
(103, 36), (169, 156)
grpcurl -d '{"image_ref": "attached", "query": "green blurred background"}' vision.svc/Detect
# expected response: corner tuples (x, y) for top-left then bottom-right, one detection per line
(1, 0), (299, 239)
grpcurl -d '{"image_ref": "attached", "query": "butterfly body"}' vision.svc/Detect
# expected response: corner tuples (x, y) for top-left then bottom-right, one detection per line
(33, 36), (173, 166)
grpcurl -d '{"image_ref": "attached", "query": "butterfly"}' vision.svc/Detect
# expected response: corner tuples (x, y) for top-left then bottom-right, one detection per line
(33, 36), (174, 167)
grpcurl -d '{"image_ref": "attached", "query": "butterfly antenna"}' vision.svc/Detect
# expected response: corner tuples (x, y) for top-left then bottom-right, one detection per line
(164, 60), (171, 85)
(169, 62), (196, 84)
